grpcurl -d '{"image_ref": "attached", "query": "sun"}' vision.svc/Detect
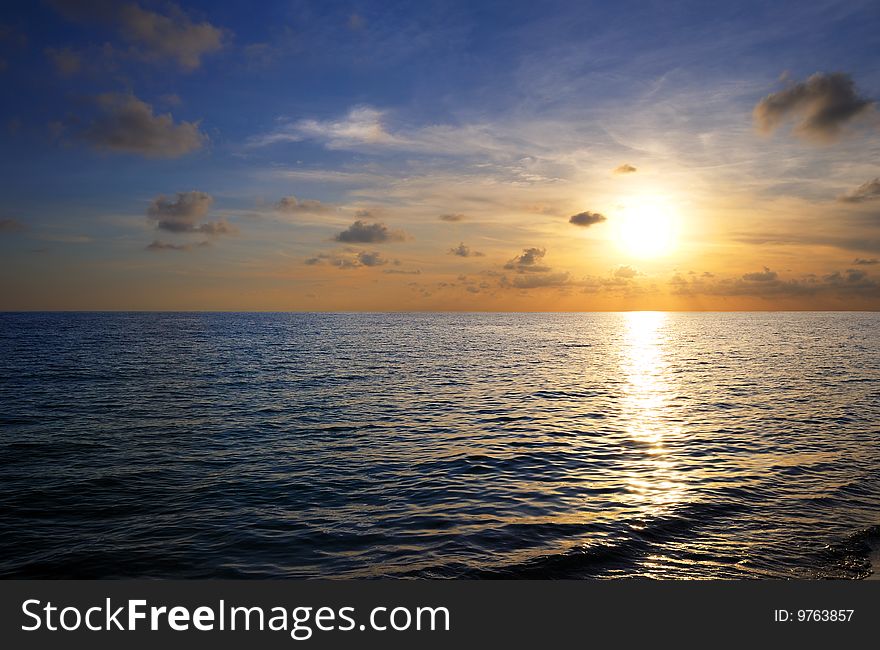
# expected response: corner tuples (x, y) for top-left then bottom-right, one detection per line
(613, 198), (680, 258)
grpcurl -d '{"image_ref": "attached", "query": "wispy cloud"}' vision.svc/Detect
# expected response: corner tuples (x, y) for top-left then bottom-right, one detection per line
(838, 178), (880, 203)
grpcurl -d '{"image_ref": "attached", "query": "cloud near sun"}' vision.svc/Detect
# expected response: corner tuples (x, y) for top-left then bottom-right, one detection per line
(2, 1), (880, 310)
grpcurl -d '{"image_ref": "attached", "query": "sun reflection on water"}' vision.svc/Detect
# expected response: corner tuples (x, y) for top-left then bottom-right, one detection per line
(619, 311), (686, 511)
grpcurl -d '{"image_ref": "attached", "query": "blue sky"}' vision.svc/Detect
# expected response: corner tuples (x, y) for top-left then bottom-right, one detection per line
(1, 0), (879, 309)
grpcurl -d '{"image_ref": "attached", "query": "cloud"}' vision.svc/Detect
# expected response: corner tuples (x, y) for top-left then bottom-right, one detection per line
(439, 213), (465, 222)
(854, 258), (879, 265)
(83, 93), (205, 158)
(569, 211), (607, 227)
(249, 105), (514, 158)
(613, 164), (637, 174)
(50, 0), (226, 70)
(670, 267), (880, 298)
(253, 106), (395, 148)
(357, 251), (388, 267)
(275, 196), (334, 214)
(147, 191), (235, 235)
(838, 178), (880, 203)
(753, 72), (874, 142)
(503, 247), (551, 273)
(507, 272), (570, 289)
(449, 242), (484, 257)
(305, 250), (393, 269)
(146, 240), (209, 251)
(0, 217), (26, 233)
(613, 265), (639, 279)
(741, 267), (778, 282)
(45, 47), (82, 76)
(334, 219), (408, 243)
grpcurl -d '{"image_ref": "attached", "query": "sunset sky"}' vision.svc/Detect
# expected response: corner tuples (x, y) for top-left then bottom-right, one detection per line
(1, 0), (879, 310)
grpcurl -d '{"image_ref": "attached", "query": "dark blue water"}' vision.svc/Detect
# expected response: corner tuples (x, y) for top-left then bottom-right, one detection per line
(1, 312), (879, 579)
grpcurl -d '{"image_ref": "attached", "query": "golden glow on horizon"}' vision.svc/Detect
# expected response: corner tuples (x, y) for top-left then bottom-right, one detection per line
(613, 197), (680, 259)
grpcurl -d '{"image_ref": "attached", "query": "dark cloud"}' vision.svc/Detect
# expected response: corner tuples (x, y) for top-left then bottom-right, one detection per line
(84, 93), (205, 158)
(753, 72), (874, 142)
(305, 249), (394, 269)
(838, 178), (880, 203)
(504, 247), (550, 273)
(822, 268), (877, 290)
(499, 247), (570, 289)
(275, 196), (334, 214)
(613, 164), (637, 174)
(670, 267), (880, 299)
(0, 25), (28, 48)
(357, 251), (387, 267)
(334, 220), (408, 243)
(0, 217), (26, 233)
(50, 0), (226, 70)
(146, 240), (209, 251)
(741, 267), (778, 282)
(383, 268), (421, 275)
(439, 213), (465, 222)
(45, 47), (82, 76)
(569, 211), (607, 227)
(613, 265), (639, 279)
(449, 242), (484, 257)
(147, 191), (235, 235)
(507, 272), (570, 289)
(854, 258), (879, 265)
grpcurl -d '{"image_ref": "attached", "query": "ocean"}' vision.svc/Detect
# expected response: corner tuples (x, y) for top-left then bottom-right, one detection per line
(1, 311), (878, 579)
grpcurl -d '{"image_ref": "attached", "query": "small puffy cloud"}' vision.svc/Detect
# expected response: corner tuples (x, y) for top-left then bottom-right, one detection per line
(753, 72), (874, 142)
(45, 47), (82, 76)
(50, 0), (226, 71)
(334, 219), (408, 243)
(854, 258), (879, 265)
(613, 164), (637, 174)
(741, 267), (778, 282)
(275, 196), (333, 214)
(84, 93), (205, 158)
(504, 247), (550, 273)
(449, 242), (484, 257)
(613, 265), (639, 279)
(569, 211), (607, 227)
(357, 251), (388, 267)
(146, 240), (209, 251)
(0, 217), (26, 233)
(305, 250), (393, 269)
(147, 191), (235, 235)
(439, 213), (465, 222)
(838, 178), (880, 203)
